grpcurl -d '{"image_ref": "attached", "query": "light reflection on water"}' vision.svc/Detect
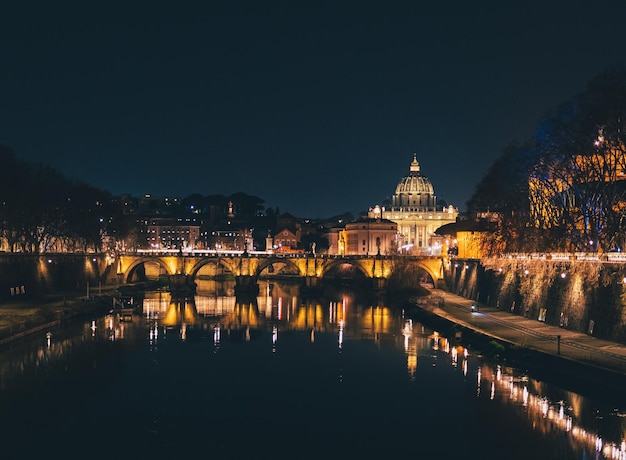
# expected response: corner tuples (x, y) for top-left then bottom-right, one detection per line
(0, 280), (624, 459)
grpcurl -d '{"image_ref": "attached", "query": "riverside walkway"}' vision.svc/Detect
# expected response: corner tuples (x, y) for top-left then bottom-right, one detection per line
(417, 289), (626, 380)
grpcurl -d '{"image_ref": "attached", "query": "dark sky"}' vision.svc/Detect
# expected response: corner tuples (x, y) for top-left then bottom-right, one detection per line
(2, 1), (625, 218)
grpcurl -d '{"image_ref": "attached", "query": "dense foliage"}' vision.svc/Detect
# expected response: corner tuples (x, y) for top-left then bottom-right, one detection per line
(0, 146), (120, 253)
(0, 146), (326, 253)
(468, 65), (626, 253)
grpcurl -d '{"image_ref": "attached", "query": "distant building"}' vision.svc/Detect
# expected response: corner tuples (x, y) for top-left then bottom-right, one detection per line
(344, 218), (397, 255)
(368, 154), (458, 255)
(138, 216), (200, 250)
(274, 228), (299, 252)
(436, 216), (497, 259)
(325, 227), (344, 255)
(276, 213), (301, 239)
(206, 229), (244, 251)
(327, 218), (397, 255)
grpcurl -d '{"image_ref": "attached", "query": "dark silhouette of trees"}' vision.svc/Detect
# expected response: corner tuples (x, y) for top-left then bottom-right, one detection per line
(470, 65), (626, 253)
(0, 144), (328, 255)
(300, 232), (329, 254)
(0, 146), (117, 253)
(106, 198), (141, 251)
(62, 182), (113, 252)
(228, 192), (265, 217)
(180, 193), (205, 214)
(467, 143), (540, 253)
(530, 66), (626, 252)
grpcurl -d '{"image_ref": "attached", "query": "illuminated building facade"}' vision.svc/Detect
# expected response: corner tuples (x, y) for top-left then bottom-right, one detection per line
(346, 218), (397, 255)
(273, 228), (299, 252)
(529, 145), (626, 251)
(139, 217), (201, 250)
(368, 154), (458, 255)
(530, 150), (626, 227)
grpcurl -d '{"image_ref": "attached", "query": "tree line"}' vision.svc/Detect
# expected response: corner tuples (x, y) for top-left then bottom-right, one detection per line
(0, 146), (275, 253)
(468, 65), (626, 254)
(0, 146), (123, 253)
(0, 146), (329, 253)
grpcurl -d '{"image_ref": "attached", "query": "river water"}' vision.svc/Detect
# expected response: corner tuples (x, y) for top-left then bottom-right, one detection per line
(0, 280), (624, 459)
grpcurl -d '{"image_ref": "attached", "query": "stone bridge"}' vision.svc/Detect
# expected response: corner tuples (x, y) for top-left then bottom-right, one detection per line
(116, 250), (446, 294)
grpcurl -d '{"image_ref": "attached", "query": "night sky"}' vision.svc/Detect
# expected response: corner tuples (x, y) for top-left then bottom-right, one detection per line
(2, 1), (625, 218)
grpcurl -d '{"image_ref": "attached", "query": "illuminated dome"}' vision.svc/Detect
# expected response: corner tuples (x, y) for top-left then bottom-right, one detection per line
(364, 153), (458, 256)
(391, 154), (437, 211)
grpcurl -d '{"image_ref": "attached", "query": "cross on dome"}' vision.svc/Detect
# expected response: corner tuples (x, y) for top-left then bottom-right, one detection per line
(409, 153), (420, 173)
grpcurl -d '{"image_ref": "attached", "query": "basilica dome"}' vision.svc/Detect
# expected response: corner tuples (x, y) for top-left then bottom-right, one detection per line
(365, 153), (458, 256)
(391, 154), (436, 211)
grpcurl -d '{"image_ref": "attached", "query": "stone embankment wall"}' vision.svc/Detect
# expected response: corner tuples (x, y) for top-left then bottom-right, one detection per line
(446, 258), (626, 344)
(0, 254), (114, 301)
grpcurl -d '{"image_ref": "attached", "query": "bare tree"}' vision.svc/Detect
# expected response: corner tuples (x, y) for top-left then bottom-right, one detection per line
(530, 66), (626, 252)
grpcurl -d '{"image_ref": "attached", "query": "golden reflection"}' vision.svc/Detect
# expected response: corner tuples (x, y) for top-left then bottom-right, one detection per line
(402, 320), (418, 379)
(338, 320), (344, 348)
(125, 283), (624, 460)
(149, 323), (158, 345)
(293, 303), (324, 330)
(0, 281), (624, 460)
(473, 360), (626, 458)
(272, 325), (277, 353)
(360, 306), (392, 335)
(162, 297), (198, 327)
(222, 300), (260, 329)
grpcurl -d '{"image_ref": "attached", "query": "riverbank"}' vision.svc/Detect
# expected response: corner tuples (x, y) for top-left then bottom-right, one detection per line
(407, 289), (626, 400)
(0, 288), (118, 346)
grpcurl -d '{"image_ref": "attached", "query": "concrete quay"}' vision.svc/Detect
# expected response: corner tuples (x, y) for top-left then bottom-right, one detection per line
(411, 289), (626, 394)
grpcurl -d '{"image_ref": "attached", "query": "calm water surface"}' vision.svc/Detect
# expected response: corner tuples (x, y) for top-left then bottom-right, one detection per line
(0, 280), (624, 459)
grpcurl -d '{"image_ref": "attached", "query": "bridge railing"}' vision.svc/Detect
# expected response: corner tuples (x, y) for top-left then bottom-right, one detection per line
(125, 249), (441, 260)
(497, 252), (626, 263)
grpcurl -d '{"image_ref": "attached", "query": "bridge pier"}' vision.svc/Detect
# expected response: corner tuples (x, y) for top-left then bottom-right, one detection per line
(371, 277), (387, 289)
(169, 274), (197, 294)
(304, 276), (321, 288)
(235, 276), (259, 296)
(301, 276), (324, 296)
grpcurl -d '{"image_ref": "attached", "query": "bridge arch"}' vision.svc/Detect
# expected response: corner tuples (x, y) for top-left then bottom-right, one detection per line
(387, 259), (442, 289)
(416, 259), (443, 286)
(321, 259), (370, 279)
(123, 257), (173, 283)
(116, 253), (445, 290)
(188, 258), (240, 279)
(254, 257), (303, 278)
